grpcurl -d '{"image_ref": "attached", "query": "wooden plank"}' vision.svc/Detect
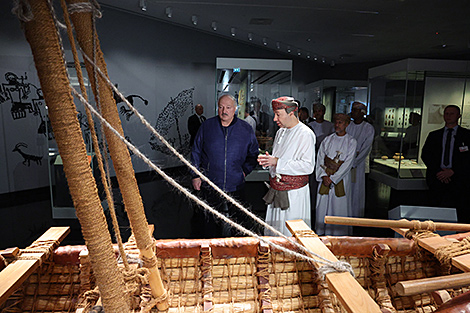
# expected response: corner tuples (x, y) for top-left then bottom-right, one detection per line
(0, 227), (70, 306)
(286, 220), (382, 313)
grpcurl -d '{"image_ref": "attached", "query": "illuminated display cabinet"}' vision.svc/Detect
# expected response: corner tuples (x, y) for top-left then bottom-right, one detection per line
(368, 58), (470, 191)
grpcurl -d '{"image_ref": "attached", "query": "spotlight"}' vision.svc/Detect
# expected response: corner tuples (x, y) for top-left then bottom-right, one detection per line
(313, 55), (318, 61)
(211, 21), (217, 31)
(248, 33), (253, 41)
(231, 27), (236, 37)
(276, 42), (280, 49)
(321, 57), (326, 63)
(139, 0), (147, 12)
(191, 15), (198, 26)
(330, 60), (336, 67)
(262, 38), (267, 46)
(297, 49), (301, 56)
(306, 53), (311, 59)
(165, 7), (172, 18)
(287, 46), (291, 53)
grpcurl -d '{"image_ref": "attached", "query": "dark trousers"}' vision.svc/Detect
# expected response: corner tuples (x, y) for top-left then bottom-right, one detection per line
(428, 180), (469, 225)
(190, 186), (258, 238)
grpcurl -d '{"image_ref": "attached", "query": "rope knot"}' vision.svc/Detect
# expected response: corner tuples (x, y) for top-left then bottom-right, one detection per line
(317, 260), (355, 280)
(12, 0), (33, 22)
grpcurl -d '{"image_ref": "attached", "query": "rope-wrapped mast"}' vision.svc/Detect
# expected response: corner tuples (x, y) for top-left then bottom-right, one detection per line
(65, 0), (168, 309)
(17, 0), (129, 312)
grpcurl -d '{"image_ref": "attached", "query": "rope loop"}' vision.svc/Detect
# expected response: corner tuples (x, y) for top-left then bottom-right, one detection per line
(317, 260), (355, 280)
(68, 1), (102, 18)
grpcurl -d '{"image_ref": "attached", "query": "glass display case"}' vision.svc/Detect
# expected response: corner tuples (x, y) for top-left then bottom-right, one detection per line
(368, 58), (470, 189)
(216, 58), (292, 155)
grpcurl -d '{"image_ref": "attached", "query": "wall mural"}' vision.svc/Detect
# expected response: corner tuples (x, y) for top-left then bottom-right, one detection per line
(0, 71), (53, 139)
(149, 87), (194, 156)
(113, 83), (149, 121)
(12, 142), (43, 166)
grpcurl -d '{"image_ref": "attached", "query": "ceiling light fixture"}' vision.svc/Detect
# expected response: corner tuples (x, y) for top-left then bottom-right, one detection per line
(276, 42), (280, 49)
(248, 33), (253, 41)
(231, 27), (236, 37)
(297, 49), (301, 56)
(306, 53), (311, 59)
(262, 38), (267, 46)
(314, 55), (318, 61)
(139, 0), (147, 12)
(287, 46), (291, 53)
(321, 57), (326, 63)
(165, 7), (172, 18)
(211, 21), (217, 31)
(191, 15), (198, 26)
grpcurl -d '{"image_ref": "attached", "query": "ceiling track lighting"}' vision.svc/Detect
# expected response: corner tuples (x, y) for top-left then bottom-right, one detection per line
(297, 49), (301, 56)
(165, 6), (172, 18)
(287, 46), (291, 53)
(191, 15), (198, 26)
(231, 27), (236, 37)
(139, 0), (147, 12)
(248, 32), (253, 41)
(262, 38), (267, 46)
(306, 53), (311, 59)
(211, 21), (217, 31)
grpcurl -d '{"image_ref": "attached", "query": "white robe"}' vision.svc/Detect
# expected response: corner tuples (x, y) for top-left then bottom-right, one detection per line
(346, 121), (375, 218)
(315, 133), (357, 235)
(308, 120), (335, 149)
(265, 122), (316, 236)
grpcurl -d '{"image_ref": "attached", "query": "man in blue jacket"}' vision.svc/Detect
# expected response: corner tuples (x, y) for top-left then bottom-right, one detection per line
(191, 94), (259, 238)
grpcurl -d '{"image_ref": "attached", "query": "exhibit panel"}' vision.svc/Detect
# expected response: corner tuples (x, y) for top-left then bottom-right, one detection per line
(368, 58), (470, 184)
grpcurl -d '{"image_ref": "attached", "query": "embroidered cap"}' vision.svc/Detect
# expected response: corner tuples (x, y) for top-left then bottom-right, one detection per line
(271, 96), (299, 111)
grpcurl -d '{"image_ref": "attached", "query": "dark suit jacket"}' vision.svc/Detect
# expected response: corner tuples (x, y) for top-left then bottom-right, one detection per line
(422, 126), (470, 189)
(188, 114), (205, 146)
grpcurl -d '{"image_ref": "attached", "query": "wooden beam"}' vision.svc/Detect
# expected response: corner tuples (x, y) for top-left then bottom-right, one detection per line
(395, 272), (470, 296)
(286, 220), (382, 313)
(0, 227), (70, 306)
(325, 216), (470, 232)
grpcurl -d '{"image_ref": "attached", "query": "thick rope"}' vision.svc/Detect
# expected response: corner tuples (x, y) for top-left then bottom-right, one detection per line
(78, 50), (352, 278)
(58, 0), (131, 272)
(70, 87), (354, 279)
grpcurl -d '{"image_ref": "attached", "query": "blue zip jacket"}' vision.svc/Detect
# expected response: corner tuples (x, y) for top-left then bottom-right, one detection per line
(191, 116), (259, 192)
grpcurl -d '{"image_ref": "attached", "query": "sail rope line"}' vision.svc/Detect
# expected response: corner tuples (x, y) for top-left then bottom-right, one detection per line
(34, 0), (354, 279)
(70, 87), (354, 279)
(79, 50), (322, 256)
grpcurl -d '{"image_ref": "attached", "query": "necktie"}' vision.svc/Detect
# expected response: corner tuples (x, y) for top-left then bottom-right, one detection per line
(443, 128), (453, 166)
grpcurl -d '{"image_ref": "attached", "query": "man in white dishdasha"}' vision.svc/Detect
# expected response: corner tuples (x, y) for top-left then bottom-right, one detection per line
(258, 96), (316, 236)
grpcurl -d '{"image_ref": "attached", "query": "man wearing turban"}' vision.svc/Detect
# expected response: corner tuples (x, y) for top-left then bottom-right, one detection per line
(258, 96), (316, 235)
(315, 113), (357, 235)
(346, 101), (375, 218)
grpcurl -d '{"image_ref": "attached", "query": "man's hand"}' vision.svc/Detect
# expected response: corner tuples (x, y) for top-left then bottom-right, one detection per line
(257, 151), (278, 168)
(322, 176), (333, 187)
(436, 168), (454, 184)
(192, 178), (202, 190)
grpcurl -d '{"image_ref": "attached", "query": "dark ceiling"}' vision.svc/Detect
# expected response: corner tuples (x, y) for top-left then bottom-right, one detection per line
(98, 0), (470, 65)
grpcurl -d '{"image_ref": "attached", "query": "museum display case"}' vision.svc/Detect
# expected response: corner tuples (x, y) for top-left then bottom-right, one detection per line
(368, 58), (470, 190)
(216, 58), (292, 155)
(301, 79), (368, 121)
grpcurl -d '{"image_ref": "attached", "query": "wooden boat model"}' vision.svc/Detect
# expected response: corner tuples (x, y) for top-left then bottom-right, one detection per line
(2, 219), (470, 313)
(6, 0), (470, 312)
